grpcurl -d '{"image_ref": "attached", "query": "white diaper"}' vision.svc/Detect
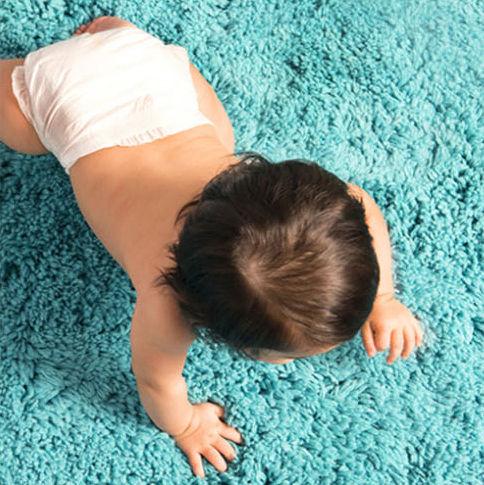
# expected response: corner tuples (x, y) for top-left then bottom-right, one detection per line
(11, 26), (214, 174)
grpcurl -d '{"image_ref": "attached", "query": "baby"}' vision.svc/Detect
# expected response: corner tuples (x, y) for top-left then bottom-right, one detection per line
(0, 16), (423, 479)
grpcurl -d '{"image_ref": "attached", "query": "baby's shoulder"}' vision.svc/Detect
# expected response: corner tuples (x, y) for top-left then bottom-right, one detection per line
(132, 285), (196, 351)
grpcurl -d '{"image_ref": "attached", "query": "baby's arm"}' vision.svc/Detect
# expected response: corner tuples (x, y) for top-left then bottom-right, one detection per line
(130, 289), (196, 436)
(347, 183), (395, 299)
(130, 287), (243, 478)
(347, 183), (423, 362)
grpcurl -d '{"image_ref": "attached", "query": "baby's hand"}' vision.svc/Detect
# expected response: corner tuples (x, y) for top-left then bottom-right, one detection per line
(172, 402), (244, 479)
(361, 294), (423, 364)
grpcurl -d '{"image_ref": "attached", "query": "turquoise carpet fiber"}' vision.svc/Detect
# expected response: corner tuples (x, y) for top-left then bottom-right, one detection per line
(1, 1), (482, 484)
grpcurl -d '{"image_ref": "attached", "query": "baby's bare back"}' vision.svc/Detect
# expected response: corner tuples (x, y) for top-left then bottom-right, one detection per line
(69, 124), (237, 291)
(67, 57), (238, 291)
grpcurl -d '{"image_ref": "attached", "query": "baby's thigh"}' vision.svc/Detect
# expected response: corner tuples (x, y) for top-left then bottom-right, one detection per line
(0, 58), (49, 155)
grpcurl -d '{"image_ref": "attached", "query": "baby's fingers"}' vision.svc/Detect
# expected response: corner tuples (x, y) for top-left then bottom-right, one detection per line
(387, 328), (404, 364)
(401, 325), (415, 359)
(188, 452), (205, 479)
(414, 320), (423, 347)
(374, 323), (391, 352)
(361, 321), (377, 357)
(203, 445), (229, 473)
(219, 421), (244, 445)
(213, 436), (237, 462)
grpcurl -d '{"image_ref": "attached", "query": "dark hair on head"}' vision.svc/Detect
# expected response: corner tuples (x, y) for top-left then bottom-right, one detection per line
(153, 151), (380, 361)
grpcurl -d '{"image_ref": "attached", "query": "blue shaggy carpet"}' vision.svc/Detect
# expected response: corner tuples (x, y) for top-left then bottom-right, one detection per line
(0, 1), (482, 484)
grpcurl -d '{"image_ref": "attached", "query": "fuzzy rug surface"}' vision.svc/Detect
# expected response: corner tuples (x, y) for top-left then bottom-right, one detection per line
(0, 1), (482, 484)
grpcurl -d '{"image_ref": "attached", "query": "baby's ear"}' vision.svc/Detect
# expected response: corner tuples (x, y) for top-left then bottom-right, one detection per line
(346, 183), (378, 218)
(346, 182), (363, 198)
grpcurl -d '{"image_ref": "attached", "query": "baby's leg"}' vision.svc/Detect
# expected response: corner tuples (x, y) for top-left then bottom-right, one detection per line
(0, 58), (48, 155)
(73, 16), (137, 36)
(0, 18), (137, 156)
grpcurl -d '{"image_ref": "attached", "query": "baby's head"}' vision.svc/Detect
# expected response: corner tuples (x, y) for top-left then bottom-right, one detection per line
(154, 151), (380, 364)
